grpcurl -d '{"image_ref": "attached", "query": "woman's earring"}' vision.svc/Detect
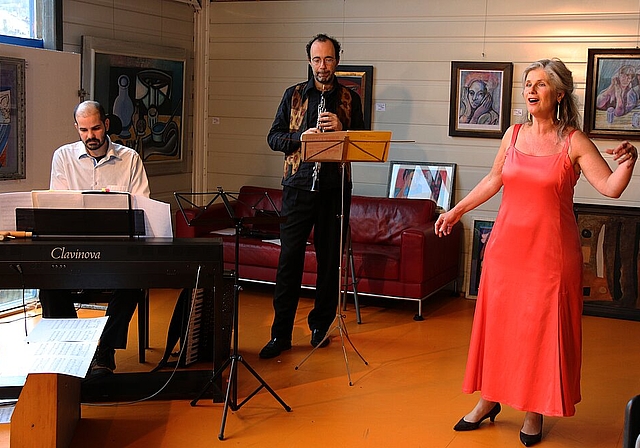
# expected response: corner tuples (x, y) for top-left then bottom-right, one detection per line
(527, 112), (532, 122)
(556, 102), (561, 121)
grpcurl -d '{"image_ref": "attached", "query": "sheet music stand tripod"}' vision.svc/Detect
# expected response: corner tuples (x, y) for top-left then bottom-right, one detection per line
(179, 187), (291, 440)
(294, 130), (392, 386)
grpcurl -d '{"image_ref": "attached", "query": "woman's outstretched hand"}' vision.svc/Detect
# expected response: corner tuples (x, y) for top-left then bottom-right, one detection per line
(435, 210), (460, 237)
(607, 141), (637, 167)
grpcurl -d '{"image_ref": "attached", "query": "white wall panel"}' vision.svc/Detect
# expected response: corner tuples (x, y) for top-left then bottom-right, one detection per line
(62, 0), (195, 202)
(0, 45), (80, 193)
(205, 0), (640, 293)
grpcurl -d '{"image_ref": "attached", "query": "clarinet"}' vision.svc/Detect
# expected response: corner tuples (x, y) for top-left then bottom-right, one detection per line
(311, 91), (325, 191)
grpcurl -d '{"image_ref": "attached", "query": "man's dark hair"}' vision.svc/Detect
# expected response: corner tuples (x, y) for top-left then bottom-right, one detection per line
(73, 100), (107, 124)
(306, 33), (341, 61)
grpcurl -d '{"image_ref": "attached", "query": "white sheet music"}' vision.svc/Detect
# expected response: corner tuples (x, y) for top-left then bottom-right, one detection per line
(27, 317), (106, 343)
(133, 195), (173, 238)
(32, 190), (131, 209)
(210, 227), (236, 236)
(0, 317), (108, 380)
(31, 190), (85, 208)
(0, 190), (172, 237)
(0, 191), (32, 231)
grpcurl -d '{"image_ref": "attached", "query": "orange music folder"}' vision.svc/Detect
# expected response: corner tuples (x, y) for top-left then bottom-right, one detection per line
(301, 130), (392, 162)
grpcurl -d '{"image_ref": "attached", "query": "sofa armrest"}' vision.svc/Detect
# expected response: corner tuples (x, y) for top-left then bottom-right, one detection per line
(175, 202), (235, 238)
(400, 220), (462, 283)
(400, 227), (428, 283)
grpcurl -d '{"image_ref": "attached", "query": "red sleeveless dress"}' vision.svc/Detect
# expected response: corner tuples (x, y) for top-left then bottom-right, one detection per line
(462, 123), (583, 416)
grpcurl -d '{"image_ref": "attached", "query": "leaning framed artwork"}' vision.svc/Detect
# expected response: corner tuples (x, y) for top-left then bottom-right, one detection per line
(449, 61), (513, 139)
(584, 48), (640, 140)
(0, 56), (26, 180)
(308, 65), (374, 129)
(574, 203), (640, 321)
(82, 36), (188, 175)
(387, 161), (456, 212)
(467, 218), (495, 298)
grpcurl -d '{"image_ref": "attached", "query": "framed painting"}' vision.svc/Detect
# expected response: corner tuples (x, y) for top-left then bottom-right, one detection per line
(308, 64), (374, 129)
(467, 218), (495, 298)
(574, 203), (640, 321)
(449, 61), (513, 139)
(387, 161), (456, 212)
(584, 48), (640, 140)
(0, 56), (26, 180)
(82, 36), (188, 175)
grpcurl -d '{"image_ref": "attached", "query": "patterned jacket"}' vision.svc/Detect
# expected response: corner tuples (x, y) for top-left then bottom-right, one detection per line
(267, 76), (364, 190)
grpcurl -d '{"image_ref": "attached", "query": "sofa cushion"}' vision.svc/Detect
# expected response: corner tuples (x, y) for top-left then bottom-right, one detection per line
(352, 243), (400, 280)
(215, 234), (319, 272)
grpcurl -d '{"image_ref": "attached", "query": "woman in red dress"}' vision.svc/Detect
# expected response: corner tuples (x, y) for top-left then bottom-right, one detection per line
(435, 58), (637, 446)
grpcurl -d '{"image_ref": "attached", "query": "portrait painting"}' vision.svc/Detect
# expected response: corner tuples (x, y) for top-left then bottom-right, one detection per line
(449, 61), (513, 139)
(584, 48), (640, 140)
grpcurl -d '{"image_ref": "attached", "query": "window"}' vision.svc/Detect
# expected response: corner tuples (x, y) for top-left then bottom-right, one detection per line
(0, 0), (60, 50)
(0, 0), (57, 314)
(0, 289), (38, 316)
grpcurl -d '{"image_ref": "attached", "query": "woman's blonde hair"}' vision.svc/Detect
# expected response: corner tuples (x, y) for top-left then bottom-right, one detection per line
(522, 58), (581, 139)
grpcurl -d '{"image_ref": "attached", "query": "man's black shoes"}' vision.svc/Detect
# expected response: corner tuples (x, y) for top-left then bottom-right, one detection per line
(259, 338), (292, 359)
(89, 345), (116, 376)
(311, 329), (330, 348)
(259, 331), (329, 359)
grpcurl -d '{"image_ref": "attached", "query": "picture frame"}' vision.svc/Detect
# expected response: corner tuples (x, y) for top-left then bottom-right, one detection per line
(467, 218), (495, 298)
(574, 203), (640, 321)
(584, 48), (640, 140)
(82, 36), (188, 176)
(387, 161), (456, 212)
(449, 61), (513, 139)
(308, 64), (374, 129)
(0, 56), (26, 180)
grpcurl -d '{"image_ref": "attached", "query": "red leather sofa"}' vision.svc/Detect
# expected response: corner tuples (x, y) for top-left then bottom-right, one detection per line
(175, 185), (463, 319)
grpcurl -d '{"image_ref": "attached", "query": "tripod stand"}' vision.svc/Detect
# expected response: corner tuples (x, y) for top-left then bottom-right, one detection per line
(294, 131), (392, 386)
(187, 187), (291, 440)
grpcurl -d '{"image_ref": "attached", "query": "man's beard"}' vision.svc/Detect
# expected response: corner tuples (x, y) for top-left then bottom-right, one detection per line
(83, 137), (105, 151)
(314, 71), (333, 86)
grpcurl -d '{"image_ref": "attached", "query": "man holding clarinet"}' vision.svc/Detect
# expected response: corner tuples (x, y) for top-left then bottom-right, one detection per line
(260, 33), (365, 359)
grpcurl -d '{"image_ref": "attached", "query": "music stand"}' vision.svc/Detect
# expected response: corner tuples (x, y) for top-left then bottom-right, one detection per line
(295, 130), (392, 386)
(178, 187), (291, 440)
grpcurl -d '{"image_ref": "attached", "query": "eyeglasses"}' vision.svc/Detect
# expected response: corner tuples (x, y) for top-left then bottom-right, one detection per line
(311, 57), (336, 66)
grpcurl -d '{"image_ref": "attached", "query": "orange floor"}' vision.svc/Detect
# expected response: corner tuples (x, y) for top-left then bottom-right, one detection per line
(1, 285), (639, 447)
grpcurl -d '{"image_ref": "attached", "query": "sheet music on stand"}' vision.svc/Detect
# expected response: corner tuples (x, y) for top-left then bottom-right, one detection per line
(31, 190), (131, 209)
(0, 190), (172, 238)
